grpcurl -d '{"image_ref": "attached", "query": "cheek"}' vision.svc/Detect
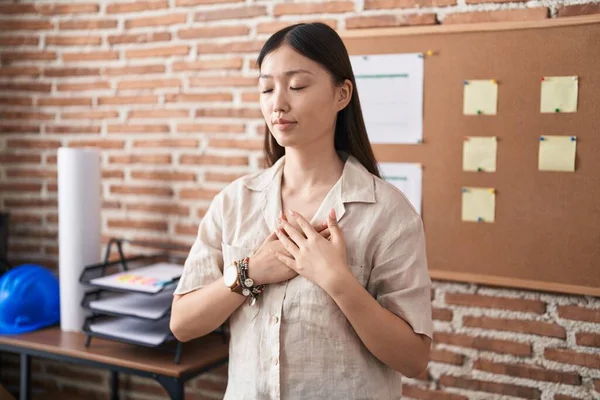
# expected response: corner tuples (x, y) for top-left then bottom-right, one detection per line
(260, 100), (272, 126)
(259, 98), (268, 116)
(301, 95), (336, 127)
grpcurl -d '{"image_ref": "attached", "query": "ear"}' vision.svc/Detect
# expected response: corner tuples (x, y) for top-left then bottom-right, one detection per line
(336, 79), (353, 112)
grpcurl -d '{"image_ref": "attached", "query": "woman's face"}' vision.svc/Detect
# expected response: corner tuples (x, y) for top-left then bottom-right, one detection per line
(259, 44), (351, 150)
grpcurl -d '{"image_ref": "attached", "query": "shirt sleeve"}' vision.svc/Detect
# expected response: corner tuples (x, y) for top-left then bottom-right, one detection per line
(174, 192), (224, 295)
(366, 213), (433, 339)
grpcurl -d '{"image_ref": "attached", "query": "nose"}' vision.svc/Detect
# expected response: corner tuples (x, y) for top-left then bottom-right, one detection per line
(272, 88), (290, 114)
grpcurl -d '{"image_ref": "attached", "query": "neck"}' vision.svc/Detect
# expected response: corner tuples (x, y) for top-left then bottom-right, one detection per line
(282, 143), (344, 192)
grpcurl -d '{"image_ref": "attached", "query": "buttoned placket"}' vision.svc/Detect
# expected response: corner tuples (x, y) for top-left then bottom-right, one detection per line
(249, 154), (354, 399)
(254, 166), (285, 400)
(265, 280), (286, 399)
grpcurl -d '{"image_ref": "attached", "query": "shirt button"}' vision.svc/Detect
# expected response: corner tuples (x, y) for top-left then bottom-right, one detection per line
(272, 357), (279, 365)
(271, 315), (279, 324)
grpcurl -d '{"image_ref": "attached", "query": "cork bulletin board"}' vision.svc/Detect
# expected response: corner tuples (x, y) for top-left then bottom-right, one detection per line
(340, 15), (600, 296)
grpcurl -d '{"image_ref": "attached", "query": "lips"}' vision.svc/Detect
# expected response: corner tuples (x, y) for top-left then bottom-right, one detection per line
(274, 118), (296, 125)
(273, 119), (296, 131)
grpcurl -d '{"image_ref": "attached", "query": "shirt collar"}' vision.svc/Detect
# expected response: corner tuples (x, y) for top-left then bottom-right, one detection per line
(243, 152), (375, 203)
(244, 152), (375, 232)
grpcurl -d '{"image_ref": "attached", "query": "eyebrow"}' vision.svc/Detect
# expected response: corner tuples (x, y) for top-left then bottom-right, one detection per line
(259, 69), (314, 79)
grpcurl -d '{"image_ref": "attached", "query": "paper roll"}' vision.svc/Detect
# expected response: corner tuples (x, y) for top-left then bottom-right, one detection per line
(57, 147), (102, 332)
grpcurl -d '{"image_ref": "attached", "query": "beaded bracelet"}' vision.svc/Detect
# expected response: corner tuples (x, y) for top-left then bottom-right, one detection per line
(237, 257), (265, 306)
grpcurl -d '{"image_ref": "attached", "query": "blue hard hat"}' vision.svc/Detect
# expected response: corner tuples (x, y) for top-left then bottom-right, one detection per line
(0, 264), (60, 335)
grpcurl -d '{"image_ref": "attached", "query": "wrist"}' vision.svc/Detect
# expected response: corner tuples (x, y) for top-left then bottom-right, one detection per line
(223, 261), (245, 296)
(238, 257), (266, 306)
(322, 264), (354, 298)
(247, 256), (263, 286)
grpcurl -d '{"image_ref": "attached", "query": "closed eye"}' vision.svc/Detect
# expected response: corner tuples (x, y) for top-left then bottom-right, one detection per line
(260, 87), (306, 94)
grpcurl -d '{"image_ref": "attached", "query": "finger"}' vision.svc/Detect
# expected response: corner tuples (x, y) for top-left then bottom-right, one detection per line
(269, 249), (297, 271)
(328, 208), (342, 243)
(278, 217), (306, 246)
(318, 228), (330, 238)
(328, 208), (338, 226)
(288, 210), (318, 239)
(276, 210), (288, 233)
(275, 227), (299, 257)
(314, 222), (327, 233)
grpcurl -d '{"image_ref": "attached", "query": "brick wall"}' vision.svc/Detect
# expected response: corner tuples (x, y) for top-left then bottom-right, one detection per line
(1, 0), (599, 399)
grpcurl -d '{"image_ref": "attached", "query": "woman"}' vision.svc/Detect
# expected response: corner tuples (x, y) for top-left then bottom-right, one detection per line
(170, 22), (432, 399)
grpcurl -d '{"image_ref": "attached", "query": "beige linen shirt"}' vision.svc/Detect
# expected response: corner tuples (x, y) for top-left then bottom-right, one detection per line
(174, 153), (433, 400)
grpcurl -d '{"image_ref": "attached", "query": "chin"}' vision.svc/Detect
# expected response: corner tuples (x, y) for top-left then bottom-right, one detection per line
(271, 132), (296, 147)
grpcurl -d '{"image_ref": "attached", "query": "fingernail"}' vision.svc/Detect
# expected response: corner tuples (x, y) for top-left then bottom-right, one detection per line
(288, 210), (295, 216)
(323, 222), (328, 227)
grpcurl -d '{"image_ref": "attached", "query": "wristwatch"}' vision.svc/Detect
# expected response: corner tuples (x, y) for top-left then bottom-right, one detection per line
(224, 262), (244, 296)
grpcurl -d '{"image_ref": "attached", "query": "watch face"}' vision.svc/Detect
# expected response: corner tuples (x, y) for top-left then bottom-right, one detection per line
(224, 265), (238, 287)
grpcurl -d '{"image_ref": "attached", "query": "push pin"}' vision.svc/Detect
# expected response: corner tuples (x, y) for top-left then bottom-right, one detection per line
(477, 217), (483, 222)
(489, 189), (495, 194)
(555, 108), (560, 113)
(477, 167), (483, 172)
(492, 79), (497, 84)
(426, 50), (434, 56)
(539, 136), (546, 141)
(462, 188), (468, 193)
(541, 77), (546, 81)
(464, 80), (469, 85)
(570, 136), (576, 141)
(477, 110), (482, 115)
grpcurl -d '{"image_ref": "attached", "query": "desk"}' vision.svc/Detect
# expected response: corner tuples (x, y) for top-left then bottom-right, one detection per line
(0, 328), (229, 400)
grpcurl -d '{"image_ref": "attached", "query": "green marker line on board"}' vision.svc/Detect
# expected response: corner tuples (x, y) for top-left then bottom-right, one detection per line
(383, 176), (408, 182)
(355, 74), (410, 79)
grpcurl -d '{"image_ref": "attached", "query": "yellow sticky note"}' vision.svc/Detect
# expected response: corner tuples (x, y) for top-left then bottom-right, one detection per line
(538, 135), (577, 172)
(540, 76), (578, 113)
(462, 187), (495, 223)
(463, 136), (497, 172)
(463, 80), (498, 115)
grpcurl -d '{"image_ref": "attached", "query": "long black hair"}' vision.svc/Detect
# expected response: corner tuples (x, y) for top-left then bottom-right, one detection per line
(256, 22), (381, 178)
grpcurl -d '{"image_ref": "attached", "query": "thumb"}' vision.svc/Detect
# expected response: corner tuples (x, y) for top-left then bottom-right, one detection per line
(266, 211), (287, 242)
(265, 231), (277, 241)
(280, 209), (288, 221)
(266, 230), (278, 241)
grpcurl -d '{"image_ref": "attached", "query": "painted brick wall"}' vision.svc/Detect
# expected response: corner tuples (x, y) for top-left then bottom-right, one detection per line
(1, 0), (599, 399)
